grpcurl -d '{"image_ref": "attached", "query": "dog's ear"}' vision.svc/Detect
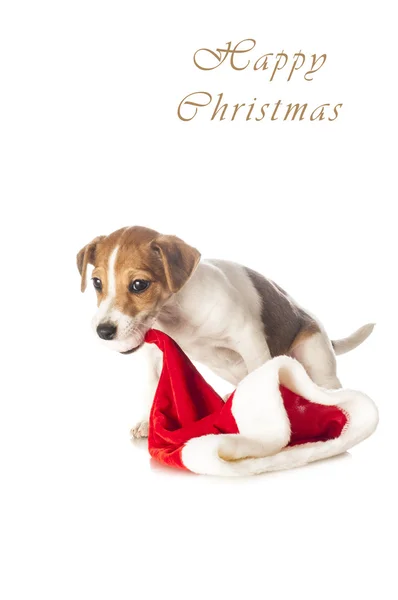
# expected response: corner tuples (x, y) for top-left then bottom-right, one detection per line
(151, 235), (201, 293)
(76, 236), (105, 292)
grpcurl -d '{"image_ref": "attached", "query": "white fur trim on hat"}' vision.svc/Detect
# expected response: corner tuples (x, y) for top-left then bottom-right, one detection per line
(181, 356), (378, 476)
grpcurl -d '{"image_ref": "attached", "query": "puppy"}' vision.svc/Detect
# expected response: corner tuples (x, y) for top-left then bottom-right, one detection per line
(77, 226), (374, 438)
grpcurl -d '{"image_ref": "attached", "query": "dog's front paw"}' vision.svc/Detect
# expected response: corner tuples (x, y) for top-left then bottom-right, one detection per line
(130, 420), (149, 439)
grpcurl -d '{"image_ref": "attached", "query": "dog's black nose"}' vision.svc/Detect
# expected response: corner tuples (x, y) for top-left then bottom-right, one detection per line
(97, 323), (117, 340)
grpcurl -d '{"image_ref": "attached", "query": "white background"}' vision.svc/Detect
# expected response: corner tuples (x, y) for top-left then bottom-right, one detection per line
(0, 1), (397, 598)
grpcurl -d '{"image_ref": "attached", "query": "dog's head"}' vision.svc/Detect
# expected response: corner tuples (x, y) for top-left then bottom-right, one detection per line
(77, 226), (200, 353)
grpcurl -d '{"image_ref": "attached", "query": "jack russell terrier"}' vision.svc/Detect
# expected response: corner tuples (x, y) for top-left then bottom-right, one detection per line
(77, 226), (374, 439)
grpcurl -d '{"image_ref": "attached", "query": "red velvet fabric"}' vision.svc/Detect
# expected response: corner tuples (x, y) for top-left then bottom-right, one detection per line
(145, 329), (347, 470)
(281, 387), (348, 446)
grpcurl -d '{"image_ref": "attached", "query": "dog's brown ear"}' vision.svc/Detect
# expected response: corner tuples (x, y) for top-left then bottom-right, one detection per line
(151, 235), (201, 293)
(76, 236), (105, 292)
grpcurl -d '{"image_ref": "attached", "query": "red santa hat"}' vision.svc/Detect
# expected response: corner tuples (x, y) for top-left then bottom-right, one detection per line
(145, 329), (378, 476)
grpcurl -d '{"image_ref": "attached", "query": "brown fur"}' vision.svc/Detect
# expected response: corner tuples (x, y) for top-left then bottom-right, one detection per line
(77, 226), (201, 314)
(76, 235), (106, 292)
(289, 323), (321, 353)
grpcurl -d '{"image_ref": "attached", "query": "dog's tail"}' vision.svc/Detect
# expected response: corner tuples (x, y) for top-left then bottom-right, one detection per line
(332, 323), (375, 356)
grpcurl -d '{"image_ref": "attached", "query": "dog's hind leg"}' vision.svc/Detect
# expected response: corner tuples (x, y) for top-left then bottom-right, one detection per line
(290, 330), (342, 390)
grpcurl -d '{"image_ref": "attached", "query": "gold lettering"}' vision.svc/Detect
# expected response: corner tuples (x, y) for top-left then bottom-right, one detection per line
(193, 39), (256, 71)
(287, 51), (306, 81)
(231, 103), (246, 120)
(253, 53), (273, 71)
(310, 104), (330, 121)
(246, 99), (257, 121)
(328, 103), (343, 121)
(270, 52), (288, 81)
(304, 54), (327, 81)
(211, 93), (228, 121)
(271, 99), (283, 120)
(284, 103), (308, 121)
(255, 104), (270, 121)
(177, 92), (212, 121)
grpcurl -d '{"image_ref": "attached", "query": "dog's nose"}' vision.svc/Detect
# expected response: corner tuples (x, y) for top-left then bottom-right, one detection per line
(96, 323), (117, 340)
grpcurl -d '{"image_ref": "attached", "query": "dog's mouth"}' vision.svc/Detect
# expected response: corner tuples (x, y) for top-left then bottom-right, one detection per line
(120, 340), (145, 355)
(117, 320), (155, 355)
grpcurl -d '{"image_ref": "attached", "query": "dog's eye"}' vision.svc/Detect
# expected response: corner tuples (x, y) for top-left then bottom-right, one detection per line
(92, 277), (102, 291)
(129, 280), (150, 294)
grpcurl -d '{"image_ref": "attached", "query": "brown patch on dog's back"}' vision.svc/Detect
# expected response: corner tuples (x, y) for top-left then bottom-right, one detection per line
(245, 268), (319, 357)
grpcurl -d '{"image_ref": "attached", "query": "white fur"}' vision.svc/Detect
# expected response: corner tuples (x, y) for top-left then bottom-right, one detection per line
(92, 246), (150, 353)
(181, 356), (378, 476)
(332, 323), (375, 355)
(94, 245), (118, 325)
(291, 330), (341, 389)
(155, 261), (272, 385)
(130, 344), (163, 437)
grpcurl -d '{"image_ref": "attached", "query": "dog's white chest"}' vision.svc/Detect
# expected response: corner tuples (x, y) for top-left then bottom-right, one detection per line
(155, 322), (247, 385)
